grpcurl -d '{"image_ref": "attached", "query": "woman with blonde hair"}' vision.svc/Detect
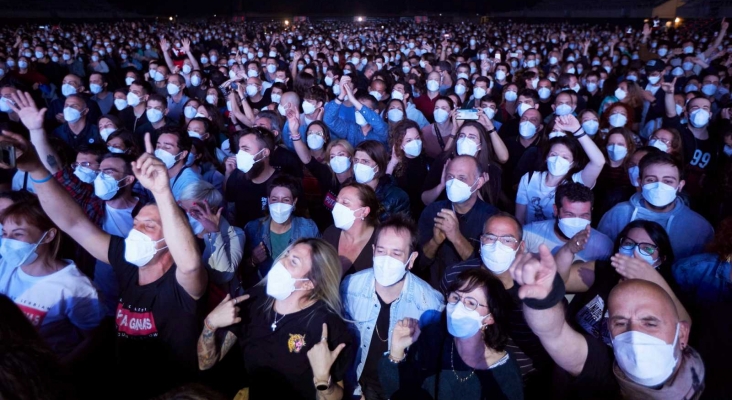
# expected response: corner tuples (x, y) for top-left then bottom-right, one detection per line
(198, 238), (353, 400)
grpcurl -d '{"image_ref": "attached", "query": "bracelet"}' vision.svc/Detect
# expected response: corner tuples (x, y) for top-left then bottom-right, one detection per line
(203, 317), (216, 332)
(487, 128), (496, 134)
(572, 127), (584, 136)
(313, 375), (331, 391)
(388, 351), (407, 363)
(574, 132), (587, 139)
(29, 173), (53, 184)
(522, 274), (566, 310)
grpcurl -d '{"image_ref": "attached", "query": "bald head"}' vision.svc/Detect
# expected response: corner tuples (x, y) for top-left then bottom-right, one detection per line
(608, 279), (686, 346)
(281, 91), (300, 109)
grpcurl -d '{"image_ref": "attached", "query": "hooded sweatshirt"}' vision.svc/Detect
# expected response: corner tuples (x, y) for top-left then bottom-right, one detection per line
(598, 193), (713, 259)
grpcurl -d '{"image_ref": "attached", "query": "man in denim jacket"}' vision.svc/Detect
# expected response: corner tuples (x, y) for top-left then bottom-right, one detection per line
(341, 214), (444, 399)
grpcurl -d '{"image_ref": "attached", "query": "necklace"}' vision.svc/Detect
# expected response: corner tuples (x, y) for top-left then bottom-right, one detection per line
(271, 311), (286, 331)
(374, 325), (388, 343)
(451, 340), (475, 383)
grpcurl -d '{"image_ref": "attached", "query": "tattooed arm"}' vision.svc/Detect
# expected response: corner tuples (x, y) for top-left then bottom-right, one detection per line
(197, 294), (248, 370)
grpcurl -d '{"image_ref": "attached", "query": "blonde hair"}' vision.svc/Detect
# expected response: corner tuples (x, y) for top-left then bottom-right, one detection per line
(263, 238), (344, 319)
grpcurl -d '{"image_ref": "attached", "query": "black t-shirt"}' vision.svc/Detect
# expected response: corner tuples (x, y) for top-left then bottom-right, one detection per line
(225, 170), (279, 228)
(323, 224), (376, 277)
(230, 286), (354, 400)
(569, 334), (619, 399)
(247, 94), (272, 111)
(108, 236), (205, 399)
(567, 261), (620, 346)
(395, 155), (430, 222)
(271, 146), (304, 178)
(663, 115), (718, 198)
(360, 293), (391, 397)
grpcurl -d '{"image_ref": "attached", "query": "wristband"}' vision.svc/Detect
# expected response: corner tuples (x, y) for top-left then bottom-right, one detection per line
(487, 129), (496, 134)
(522, 274), (566, 310)
(572, 127), (584, 136)
(29, 173), (53, 184)
(292, 136), (302, 141)
(314, 375), (331, 391)
(574, 132), (587, 139)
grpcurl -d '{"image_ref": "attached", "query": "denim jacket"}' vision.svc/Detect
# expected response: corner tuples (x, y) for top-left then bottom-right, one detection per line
(243, 215), (320, 278)
(340, 269), (444, 396)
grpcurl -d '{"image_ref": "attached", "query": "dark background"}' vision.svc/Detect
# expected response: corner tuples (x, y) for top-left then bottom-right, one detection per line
(109, 0), (541, 18)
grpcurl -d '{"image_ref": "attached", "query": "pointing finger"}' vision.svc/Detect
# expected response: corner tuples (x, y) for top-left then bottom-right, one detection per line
(144, 132), (154, 154)
(321, 322), (329, 340)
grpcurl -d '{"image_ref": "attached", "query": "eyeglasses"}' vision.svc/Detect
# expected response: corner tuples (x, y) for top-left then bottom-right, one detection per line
(480, 234), (519, 246)
(308, 131), (324, 137)
(619, 238), (658, 257)
(71, 162), (98, 170)
(650, 136), (670, 145)
(447, 292), (487, 311)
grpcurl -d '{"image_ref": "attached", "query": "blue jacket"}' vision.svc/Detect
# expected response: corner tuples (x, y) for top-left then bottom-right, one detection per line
(323, 100), (389, 147)
(341, 269), (444, 396)
(598, 192), (714, 259)
(243, 215), (320, 278)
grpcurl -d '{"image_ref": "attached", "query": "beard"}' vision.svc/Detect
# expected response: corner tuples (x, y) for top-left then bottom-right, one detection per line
(245, 159), (266, 180)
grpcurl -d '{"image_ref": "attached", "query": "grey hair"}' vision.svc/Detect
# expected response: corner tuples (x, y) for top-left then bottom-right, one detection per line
(178, 180), (223, 208)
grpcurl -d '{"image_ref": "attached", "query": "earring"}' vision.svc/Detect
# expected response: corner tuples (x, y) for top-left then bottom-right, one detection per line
(361, 217), (364, 221)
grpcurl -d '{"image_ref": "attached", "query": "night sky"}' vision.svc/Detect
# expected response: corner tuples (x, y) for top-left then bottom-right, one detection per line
(109, 0), (540, 18)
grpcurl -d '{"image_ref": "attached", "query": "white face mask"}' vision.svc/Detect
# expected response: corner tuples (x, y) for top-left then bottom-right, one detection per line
(517, 102), (532, 117)
(689, 109), (710, 128)
(391, 90), (404, 100)
(302, 100), (317, 115)
(146, 108), (164, 124)
(388, 108), (404, 122)
(307, 133), (325, 150)
(61, 83), (77, 97)
(269, 202), (294, 224)
(166, 83), (180, 96)
(94, 172), (126, 200)
(154, 149), (181, 169)
(555, 104), (573, 116)
(504, 90), (518, 102)
(433, 108), (449, 124)
(446, 178), (477, 204)
(628, 166), (641, 187)
(582, 120), (599, 135)
(355, 111), (368, 126)
(546, 155), (571, 176)
(426, 80), (440, 92)
(99, 127), (116, 141)
(266, 261), (309, 301)
(114, 98), (128, 111)
(480, 241), (518, 274)
(557, 217), (589, 238)
(607, 144), (628, 161)
(0, 231), (48, 267)
(353, 163), (376, 183)
(127, 92), (141, 107)
(332, 202), (361, 230)
(330, 156), (351, 174)
(63, 107), (82, 123)
(373, 254), (412, 287)
(538, 87), (552, 100)
(456, 137), (479, 156)
(124, 229), (166, 267)
(473, 87), (487, 100)
(649, 139), (669, 153)
(642, 182), (678, 207)
(612, 324), (679, 387)
(454, 84), (466, 95)
(236, 149), (264, 173)
(609, 113), (627, 128)
(447, 301), (487, 338)
(519, 121), (537, 138)
(483, 107), (496, 120)
(614, 88), (627, 101)
(403, 139), (422, 157)
(206, 94), (217, 105)
(74, 165), (99, 183)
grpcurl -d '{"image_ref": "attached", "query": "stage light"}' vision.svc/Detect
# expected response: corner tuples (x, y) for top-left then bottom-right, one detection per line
(675, 17), (681, 24)
(285, 20), (289, 26)
(358, 17), (363, 22)
(169, 16), (173, 21)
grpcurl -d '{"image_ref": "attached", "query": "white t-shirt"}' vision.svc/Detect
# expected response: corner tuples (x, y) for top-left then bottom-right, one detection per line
(102, 201), (136, 237)
(522, 220), (614, 262)
(0, 259), (104, 356)
(11, 170), (35, 193)
(516, 171), (586, 224)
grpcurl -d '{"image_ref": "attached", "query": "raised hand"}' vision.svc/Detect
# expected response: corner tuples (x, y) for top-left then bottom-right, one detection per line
(181, 38), (191, 54)
(252, 242), (268, 264)
(205, 294), (249, 329)
(9, 90), (46, 131)
(567, 224), (591, 254)
(390, 317), (420, 358)
(131, 132), (170, 195)
(159, 37), (170, 51)
(285, 104), (301, 133)
(435, 209), (460, 243)
(510, 244), (558, 300)
(661, 77), (676, 94)
(224, 156), (237, 174)
(610, 253), (661, 282)
(554, 114), (581, 133)
(307, 323), (347, 382)
(189, 200), (222, 234)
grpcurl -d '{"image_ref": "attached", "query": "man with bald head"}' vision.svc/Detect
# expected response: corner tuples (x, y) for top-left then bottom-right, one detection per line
(512, 245), (705, 399)
(418, 155), (497, 288)
(47, 73), (102, 127)
(278, 91), (301, 150)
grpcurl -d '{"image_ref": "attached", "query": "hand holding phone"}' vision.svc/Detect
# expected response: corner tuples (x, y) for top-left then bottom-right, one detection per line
(456, 108), (479, 121)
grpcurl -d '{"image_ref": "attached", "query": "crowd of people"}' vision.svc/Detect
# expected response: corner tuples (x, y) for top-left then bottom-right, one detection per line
(0, 16), (731, 400)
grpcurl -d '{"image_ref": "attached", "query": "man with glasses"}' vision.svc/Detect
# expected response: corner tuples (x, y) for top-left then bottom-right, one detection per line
(523, 183), (613, 261)
(599, 151), (713, 259)
(341, 214), (444, 399)
(440, 211), (553, 397)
